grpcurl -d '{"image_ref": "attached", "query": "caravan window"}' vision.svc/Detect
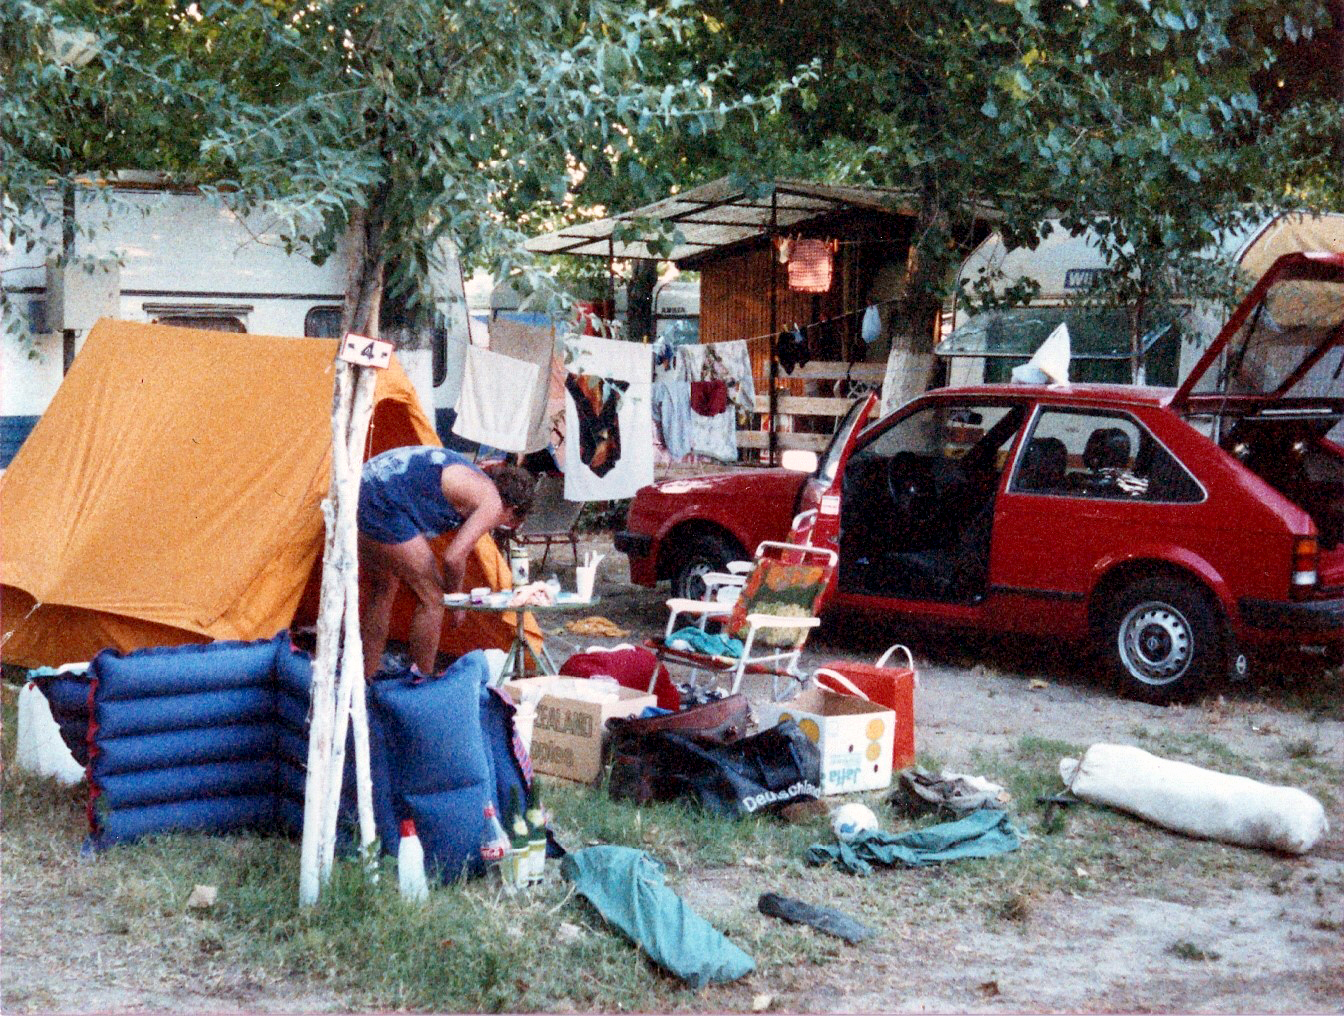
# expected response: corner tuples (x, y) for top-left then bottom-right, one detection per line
(154, 314), (245, 332)
(304, 306), (343, 338)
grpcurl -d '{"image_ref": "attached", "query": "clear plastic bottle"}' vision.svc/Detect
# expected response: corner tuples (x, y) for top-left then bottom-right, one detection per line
(479, 801), (509, 873)
(525, 783), (547, 882)
(398, 819), (429, 902)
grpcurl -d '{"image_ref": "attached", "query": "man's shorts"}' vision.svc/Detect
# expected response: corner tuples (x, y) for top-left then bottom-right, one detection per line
(357, 481), (423, 544)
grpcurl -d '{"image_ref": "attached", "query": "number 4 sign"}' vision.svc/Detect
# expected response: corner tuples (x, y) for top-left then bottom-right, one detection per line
(339, 333), (393, 369)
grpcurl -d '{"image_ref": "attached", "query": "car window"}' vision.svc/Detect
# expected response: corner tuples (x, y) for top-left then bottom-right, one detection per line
(1012, 408), (1202, 502)
(862, 403), (1022, 467)
(815, 396), (872, 486)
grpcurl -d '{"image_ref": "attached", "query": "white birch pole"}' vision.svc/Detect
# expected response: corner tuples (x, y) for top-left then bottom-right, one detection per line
(299, 360), (354, 906)
(319, 366), (378, 872)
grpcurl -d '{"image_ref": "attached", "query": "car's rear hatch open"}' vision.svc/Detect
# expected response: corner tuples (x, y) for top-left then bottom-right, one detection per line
(1172, 251), (1344, 416)
(1174, 251), (1344, 591)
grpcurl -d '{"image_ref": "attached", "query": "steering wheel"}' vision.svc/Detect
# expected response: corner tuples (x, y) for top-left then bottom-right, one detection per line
(886, 452), (936, 522)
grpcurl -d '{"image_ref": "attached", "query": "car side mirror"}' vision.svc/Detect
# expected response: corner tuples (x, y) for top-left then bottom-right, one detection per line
(781, 449), (819, 473)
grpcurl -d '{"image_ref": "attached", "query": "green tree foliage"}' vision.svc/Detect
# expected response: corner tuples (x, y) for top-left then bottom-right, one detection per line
(604, 0), (1337, 370)
(3, 0), (797, 336)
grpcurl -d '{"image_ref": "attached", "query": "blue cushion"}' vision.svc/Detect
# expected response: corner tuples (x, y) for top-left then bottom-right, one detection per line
(368, 652), (493, 881)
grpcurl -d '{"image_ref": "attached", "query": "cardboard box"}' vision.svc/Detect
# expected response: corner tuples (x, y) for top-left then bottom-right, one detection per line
(502, 677), (656, 784)
(757, 687), (895, 795)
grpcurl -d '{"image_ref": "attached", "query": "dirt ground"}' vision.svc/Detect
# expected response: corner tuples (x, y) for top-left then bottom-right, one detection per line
(4, 534), (1342, 1014)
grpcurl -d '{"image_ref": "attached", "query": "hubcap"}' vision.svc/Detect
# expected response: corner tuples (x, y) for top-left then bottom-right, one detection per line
(681, 561), (714, 600)
(1118, 600), (1193, 686)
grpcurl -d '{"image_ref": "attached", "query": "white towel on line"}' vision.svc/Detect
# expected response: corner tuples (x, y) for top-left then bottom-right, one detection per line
(451, 343), (539, 452)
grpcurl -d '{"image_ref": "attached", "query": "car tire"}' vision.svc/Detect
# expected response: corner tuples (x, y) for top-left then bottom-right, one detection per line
(671, 533), (741, 601)
(1103, 576), (1222, 705)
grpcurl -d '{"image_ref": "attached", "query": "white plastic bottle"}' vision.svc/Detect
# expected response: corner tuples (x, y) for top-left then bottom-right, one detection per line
(398, 818), (429, 902)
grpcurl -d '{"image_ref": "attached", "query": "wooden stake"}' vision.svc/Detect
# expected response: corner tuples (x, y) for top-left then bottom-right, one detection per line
(299, 362), (355, 906)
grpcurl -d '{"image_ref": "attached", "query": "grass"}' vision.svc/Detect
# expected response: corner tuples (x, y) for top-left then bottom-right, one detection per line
(2, 672), (1336, 1013)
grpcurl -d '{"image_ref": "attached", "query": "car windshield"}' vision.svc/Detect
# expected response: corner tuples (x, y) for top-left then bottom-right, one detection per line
(815, 397), (871, 485)
(1195, 274), (1344, 399)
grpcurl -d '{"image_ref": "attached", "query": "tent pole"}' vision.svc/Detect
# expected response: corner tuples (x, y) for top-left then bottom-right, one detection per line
(768, 190), (779, 467)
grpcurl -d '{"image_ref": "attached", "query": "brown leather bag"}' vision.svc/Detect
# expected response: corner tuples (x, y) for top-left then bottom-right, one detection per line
(607, 694), (750, 747)
(606, 695), (751, 805)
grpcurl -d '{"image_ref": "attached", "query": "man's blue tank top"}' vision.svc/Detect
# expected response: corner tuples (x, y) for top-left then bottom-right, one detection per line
(361, 446), (482, 539)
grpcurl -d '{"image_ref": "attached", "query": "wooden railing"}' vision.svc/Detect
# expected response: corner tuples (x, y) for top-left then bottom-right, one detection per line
(737, 360), (884, 455)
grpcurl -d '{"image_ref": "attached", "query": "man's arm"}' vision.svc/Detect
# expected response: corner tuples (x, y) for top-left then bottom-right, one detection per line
(439, 467), (506, 593)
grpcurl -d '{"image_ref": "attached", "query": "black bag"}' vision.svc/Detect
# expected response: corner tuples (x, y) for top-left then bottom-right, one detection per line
(610, 720), (821, 819)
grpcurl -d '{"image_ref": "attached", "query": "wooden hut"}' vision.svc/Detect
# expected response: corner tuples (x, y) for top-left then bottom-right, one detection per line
(527, 177), (995, 463)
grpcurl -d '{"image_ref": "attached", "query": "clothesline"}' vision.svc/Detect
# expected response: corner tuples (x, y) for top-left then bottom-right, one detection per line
(677, 294), (904, 351)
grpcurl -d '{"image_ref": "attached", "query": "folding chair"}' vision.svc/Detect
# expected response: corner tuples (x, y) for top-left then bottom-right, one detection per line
(699, 510), (820, 608)
(649, 540), (837, 700)
(506, 473), (583, 570)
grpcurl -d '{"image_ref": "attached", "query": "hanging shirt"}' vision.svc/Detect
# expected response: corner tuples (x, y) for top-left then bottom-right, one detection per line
(566, 373), (627, 478)
(652, 379), (693, 461)
(563, 335), (653, 501)
(676, 341), (756, 462)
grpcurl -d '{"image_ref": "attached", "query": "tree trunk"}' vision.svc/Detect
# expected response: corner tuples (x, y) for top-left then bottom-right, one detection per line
(882, 171), (949, 409)
(627, 259), (658, 344)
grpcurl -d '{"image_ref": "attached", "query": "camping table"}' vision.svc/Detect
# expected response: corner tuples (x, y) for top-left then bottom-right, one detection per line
(446, 593), (601, 685)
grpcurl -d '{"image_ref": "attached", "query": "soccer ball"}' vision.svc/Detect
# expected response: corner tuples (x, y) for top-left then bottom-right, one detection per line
(831, 803), (879, 842)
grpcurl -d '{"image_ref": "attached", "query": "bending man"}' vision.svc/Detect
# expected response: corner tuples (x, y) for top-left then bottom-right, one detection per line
(358, 446), (535, 679)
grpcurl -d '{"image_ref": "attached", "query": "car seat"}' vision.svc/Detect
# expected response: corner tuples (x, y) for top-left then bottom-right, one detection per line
(1083, 427), (1131, 471)
(1017, 436), (1068, 492)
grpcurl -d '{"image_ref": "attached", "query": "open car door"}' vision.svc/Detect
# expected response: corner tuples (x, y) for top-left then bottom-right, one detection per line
(790, 392), (879, 559)
(1171, 251), (1344, 420)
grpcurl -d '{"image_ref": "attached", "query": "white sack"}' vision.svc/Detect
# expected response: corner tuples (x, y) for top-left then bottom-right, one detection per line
(15, 683), (86, 785)
(1060, 743), (1327, 854)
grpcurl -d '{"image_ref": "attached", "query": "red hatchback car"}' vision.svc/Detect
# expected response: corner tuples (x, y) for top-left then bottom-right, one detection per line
(618, 252), (1344, 702)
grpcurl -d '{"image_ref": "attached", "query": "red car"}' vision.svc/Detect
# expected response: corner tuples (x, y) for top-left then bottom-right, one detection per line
(618, 251), (1344, 702)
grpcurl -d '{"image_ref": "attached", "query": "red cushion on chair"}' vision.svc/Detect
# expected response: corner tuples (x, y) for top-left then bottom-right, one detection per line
(559, 648), (680, 711)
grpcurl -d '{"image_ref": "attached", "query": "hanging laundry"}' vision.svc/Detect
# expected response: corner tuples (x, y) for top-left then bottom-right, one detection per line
(652, 379), (693, 461)
(787, 238), (836, 293)
(677, 341), (756, 463)
(652, 340), (676, 373)
(488, 319), (560, 454)
(776, 326), (811, 375)
(566, 373), (626, 477)
(689, 380), (728, 417)
(452, 343), (539, 452)
(677, 341), (755, 413)
(861, 304), (882, 343)
(562, 335), (653, 501)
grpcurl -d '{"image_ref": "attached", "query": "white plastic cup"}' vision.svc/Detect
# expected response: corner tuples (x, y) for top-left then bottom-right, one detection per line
(575, 565), (596, 602)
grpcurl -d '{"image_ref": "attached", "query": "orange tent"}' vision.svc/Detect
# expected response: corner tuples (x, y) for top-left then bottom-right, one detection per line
(0, 319), (540, 667)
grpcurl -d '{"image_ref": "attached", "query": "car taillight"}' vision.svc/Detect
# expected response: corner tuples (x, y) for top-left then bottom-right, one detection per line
(1291, 536), (1318, 599)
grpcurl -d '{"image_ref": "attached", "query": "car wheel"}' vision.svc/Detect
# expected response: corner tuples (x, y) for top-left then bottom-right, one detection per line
(1104, 576), (1222, 705)
(672, 534), (740, 600)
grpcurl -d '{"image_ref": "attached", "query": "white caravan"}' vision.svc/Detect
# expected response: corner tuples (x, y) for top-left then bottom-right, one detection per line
(941, 211), (1344, 389)
(1, 183), (462, 466)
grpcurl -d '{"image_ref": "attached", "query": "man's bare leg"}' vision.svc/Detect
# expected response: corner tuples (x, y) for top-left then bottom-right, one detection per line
(361, 534), (446, 677)
(359, 536), (404, 679)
